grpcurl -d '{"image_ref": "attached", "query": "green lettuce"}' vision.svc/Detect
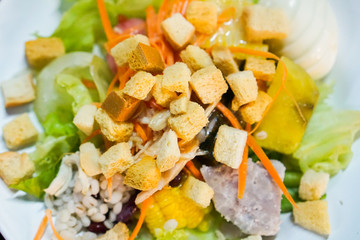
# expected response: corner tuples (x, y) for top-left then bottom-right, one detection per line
(90, 55), (113, 101)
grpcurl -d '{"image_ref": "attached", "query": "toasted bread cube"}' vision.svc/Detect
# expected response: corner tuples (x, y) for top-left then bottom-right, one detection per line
(151, 75), (178, 107)
(110, 34), (150, 66)
(123, 71), (156, 100)
(190, 65), (228, 104)
(299, 169), (330, 201)
(168, 101), (208, 141)
(124, 156), (161, 190)
(185, 1), (218, 35)
(73, 104), (98, 136)
(231, 97), (242, 112)
(128, 43), (165, 74)
(149, 110), (171, 131)
(243, 5), (289, 42)
(211, 46), (239, 76)
(226, 71), (258, 106)
(96, 222), (129, 240)
(101, 91), (141, 122)
(0, 152), (34, 185)
(162, 62), (191, 93)
(25, 38), (65, 68)
(95, 108), (133, 142)
(214, 125), (247, 168)
(156, 130), (181, 172)
(170, 95), (188, 115)
(293, 200), (331, 235)
(80, 142), (101, 177)
(99, 142), (134, 179)
(245, 57), (276, 81)
(240, 91), (272, 124)
(161, 13), (195, 50)
(180, 45), (214, 72)
(181, 176), (214, 208)
(3, 114), (38, 150)
(1, 73), (35, 108)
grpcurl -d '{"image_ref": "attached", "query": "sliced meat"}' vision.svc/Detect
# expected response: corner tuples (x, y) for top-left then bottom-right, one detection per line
(201, 160), (285, 236)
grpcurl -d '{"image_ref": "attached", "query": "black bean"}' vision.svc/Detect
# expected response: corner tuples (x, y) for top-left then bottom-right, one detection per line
(87, 221), (108, 234)
(116, 194), (138, 223)
(169, 171), (187, 187)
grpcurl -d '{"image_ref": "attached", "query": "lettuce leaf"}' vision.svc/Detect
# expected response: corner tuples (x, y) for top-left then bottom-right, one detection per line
(90, 55), (113, 101)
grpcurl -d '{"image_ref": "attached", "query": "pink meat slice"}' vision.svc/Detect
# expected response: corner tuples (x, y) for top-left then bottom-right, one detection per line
(201, 160), (285, 236)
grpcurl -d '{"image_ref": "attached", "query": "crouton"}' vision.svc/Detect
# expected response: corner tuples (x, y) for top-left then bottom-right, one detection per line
(214, 125), (247, 168)
(161, 13), (195, 50)
(299, 169), (330, 201)
(0, 152), (34, 185)
(243, 5), (289, 42)
(96, 222), (129, 240)
(245, 57), (276, 81)
(128, 43), (165, 74)
(1, 72), (35, 108)
(240, 91), (272, 124)
(185, 1), (218, 35)
(99, 142), (134, 179)
(231, 97), (242, 112)
(162, 62), (191, 93)
(101, 91), (141, 122)
(241, 236), (262, 240)
(211, 45), (239, 76)
(149, 110), (171, 131)
(293, 200), (331, 235)
(3, 114), (38, 150)
(226, 71), (258, 106)
(170, 95), (188, 115)
(180, 45), (214, 72)
(156, 130), (181, 172)
(25, 38), (65, 68)
(80, 142), (101, 177)
(124, 156), (161, 190)
(168, 101), (208, 141)
(190, 65), (228, 104)
(181, 176), (214, 208)
(123, 71), (156, 100)
(110, 34), (150, 66)
(95, 108), (133, 142)
(73, 104), (98, 136)
(151, 75), (178, 107)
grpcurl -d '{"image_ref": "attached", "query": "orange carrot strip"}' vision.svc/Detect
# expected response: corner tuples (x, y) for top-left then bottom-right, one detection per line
(238, 123), (251, 199)
(147, 98), (165, 111)
(119, 68), (135, 90)
(106, 67), (123, 95)
(82, 129), (101, 144)
(33, 213), (49, 240)
(134, 122), (148, 143)
(193, 34), (209, 47)
(91, 102), (102, 108)
(105, 34), (131, 52)
(186, 161), (204, 181)
(216, 102), (242, 129)
(96, 0), (116, 41)
(145, 125), (153, 141)
(180, 0), (191, 15)
(81, 79), (97, 89)
(247, 135), (297, 208)
(171, 0), (181, 15)
(45, 209), (63, 240)
(217, 7), (236, 25)
(129, 197), (153, 240)
(104, 177), (113, 202)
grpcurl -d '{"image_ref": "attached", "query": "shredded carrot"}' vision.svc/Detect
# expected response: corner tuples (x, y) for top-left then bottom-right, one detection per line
(104, 177), (113, 202)
(96, 0), (116, 41)
(119, 68), (135, 90)
(147, 98), (165, 111)
(217, 7), (236, 25)
(134, 122), (148, 143)
(185, 161), (204, 181)
(171, 0), (181, 15)
(106, 67), (123, 95)
(193, 33), (209, 47)
(82, 79), (97, 89)
(91, 102), (102, 108)
(238, 124), (251, 199)
(105, 34), (131, 52)
(216, 102), (242, 129)
(34, 209), (63, 240)
(45, 209), (63, 240)
(180, 0), (191, 15)
(82, 129), (101, 144)
(145, 125), (153, 141)
(129, 197), (153, 240)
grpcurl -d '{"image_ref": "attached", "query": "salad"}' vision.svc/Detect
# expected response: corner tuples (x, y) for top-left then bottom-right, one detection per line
(0, 0), (359, 239)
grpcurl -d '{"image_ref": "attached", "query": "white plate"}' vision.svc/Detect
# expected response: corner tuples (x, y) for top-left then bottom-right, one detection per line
(0, 0), (359, 239)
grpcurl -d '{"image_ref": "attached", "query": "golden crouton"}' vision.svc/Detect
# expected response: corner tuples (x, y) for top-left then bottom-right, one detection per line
(168, 101), (208, 141)
(299, 169), (330, 201)
(3, 114), (38, 150)
(162, 62), (191, 93)
(101, 91), (141, 122)
(170, 95), (188, 115)
(211, 46), (239, 76)
(95, 108), (133, 142)
(80, 142), (102, 177)
(156, 130), (181, 172)
(293, 200), (331, 235)
(110, 34), (150, 66)
(96, 222), (129, 240)
(226, 71), (258, 107)
(1, 73), (35, 108)
(99, 142), (134, 179)
(190, 65), (228, 104)
(151, 75), (178, 107)
(231, 97), (242, 112)
(245, 57), (276, 81)
(73, 104), (98, 136)
(128, 43), (165, 74)
(185, 1), (218, 35)
(124, 156), (161, 191)
(25, 38), (65, 68)
(161, 13), (195, 50)
(123, 71), (156, 100)
(243, 5), (289, 42)
(214, 125), (247, 168)
(181, 176), (214, 208)
(180, 45), (214, 72)
(240, 91), (272, 124)
(0, 152), (34, 185)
